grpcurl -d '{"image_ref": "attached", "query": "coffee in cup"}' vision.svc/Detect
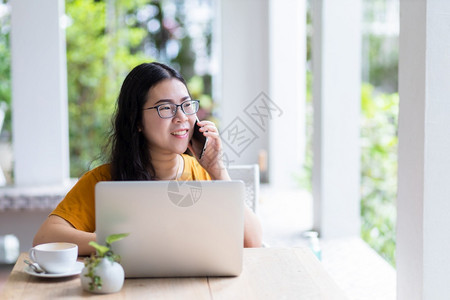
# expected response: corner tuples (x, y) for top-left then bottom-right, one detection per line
(29, 242), (78, 274)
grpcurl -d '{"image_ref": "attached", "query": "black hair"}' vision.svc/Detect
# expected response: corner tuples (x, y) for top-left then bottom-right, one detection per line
(108, 62), (188, 180)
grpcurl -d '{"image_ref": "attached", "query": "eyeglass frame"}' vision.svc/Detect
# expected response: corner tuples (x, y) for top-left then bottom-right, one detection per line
(142, 99), (200, 119)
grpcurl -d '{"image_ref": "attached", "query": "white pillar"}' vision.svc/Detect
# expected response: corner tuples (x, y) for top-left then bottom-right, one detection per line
(397, 1), (450, 299)
(268, 0), (306, 187)
(215, 0), (304, 187)
(312, 0), (361, 238)
(10, 0), (69, 186)
(215, 0), (270, 169)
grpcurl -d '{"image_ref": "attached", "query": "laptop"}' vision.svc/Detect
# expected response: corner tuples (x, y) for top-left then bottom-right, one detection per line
(95, 180), (245, 278)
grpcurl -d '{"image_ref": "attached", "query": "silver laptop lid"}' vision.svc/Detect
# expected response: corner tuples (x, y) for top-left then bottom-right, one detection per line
(95, 180), (245, 278)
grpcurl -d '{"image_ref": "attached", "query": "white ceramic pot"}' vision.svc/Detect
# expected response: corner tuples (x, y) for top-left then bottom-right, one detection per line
(81, 258), (125, 294)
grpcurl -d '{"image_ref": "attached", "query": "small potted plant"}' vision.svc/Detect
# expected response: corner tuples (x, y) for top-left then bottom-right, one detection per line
(81, 233), (129, 294)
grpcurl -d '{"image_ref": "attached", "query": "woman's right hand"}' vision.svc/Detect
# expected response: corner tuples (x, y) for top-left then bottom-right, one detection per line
(188, 120), (230, 180)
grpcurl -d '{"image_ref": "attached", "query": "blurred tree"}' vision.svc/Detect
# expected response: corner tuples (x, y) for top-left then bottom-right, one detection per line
(125, 0), (213, 113)
(360, 0), (399, 267)
(362, 0), (399, 93)
(0, 1), (11, 138)
(66, 0), (150, 176)
(360, 83), (398, 266)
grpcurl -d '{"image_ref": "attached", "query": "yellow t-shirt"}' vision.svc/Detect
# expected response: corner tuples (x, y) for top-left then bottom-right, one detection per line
(51, 154), (211, 232)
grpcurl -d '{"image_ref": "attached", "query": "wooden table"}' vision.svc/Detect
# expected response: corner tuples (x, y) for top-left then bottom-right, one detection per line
(1, 248), (347, 299)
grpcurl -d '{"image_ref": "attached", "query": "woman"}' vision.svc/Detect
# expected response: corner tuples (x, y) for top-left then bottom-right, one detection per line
(33, 62), (263, 254)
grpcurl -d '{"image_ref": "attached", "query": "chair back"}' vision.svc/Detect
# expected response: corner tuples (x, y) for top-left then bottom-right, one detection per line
(227, 164), (260, 213)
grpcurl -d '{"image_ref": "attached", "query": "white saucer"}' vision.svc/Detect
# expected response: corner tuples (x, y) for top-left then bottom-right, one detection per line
(24, 261), (84, 278)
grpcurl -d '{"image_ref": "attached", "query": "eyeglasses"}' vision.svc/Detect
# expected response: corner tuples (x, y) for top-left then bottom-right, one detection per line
(143, 100), (200, 119)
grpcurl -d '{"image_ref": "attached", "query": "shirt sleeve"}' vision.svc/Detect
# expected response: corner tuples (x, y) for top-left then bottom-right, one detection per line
(50, 164), (111, 232)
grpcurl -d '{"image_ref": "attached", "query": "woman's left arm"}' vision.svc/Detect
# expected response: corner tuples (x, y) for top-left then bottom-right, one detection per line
(189, 120), (263, 247)
(244, 205), (263, 247)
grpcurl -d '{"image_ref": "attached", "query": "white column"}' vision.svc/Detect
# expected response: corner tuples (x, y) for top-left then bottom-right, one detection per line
(397, 1), (450, 299)
(215, 0), (270, 167)
(312, 0), (361, 238)
(268, 0), (306, 187)
(215, 0), (304, 187)
(10, 0), (69, 186)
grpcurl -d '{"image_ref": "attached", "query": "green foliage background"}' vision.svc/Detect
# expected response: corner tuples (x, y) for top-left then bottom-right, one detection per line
(360, 84), (398, 266)
(66, 0), (151, 176)
(360, 0), (398, 266)
(0, 1), (11, 137)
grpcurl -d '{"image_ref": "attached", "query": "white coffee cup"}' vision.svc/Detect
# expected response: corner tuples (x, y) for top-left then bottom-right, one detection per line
(29, 242), (78, 274)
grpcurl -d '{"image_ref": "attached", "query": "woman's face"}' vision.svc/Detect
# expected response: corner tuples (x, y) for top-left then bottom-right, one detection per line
(141, 78), (196, 155)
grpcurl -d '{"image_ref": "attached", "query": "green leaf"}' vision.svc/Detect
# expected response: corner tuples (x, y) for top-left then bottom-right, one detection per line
(105, 233), (129, 245)
(88, 241), (109, 257)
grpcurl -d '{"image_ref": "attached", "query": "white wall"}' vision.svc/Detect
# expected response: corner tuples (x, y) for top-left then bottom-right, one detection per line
(397, 1), (450, 299)
(0, 210), (51, 253)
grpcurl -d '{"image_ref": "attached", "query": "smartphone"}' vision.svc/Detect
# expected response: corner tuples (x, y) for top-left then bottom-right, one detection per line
(191, 119), (208, 159)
